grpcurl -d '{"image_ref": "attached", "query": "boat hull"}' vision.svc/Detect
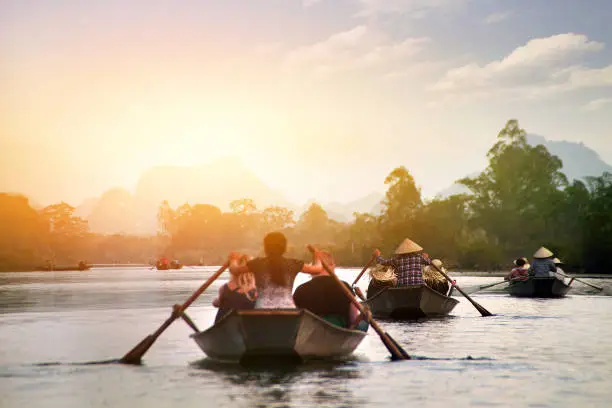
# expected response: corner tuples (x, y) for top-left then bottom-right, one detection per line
(191, 309), (366, 363)
(367, 284), (459, 319)
(508, 277), (571, 298)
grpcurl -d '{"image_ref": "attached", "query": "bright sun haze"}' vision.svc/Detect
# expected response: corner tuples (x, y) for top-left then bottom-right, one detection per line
(1, 0), (611, 208)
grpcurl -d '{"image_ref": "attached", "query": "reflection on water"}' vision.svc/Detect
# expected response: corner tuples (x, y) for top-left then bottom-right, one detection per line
(1, 268), (612, 407)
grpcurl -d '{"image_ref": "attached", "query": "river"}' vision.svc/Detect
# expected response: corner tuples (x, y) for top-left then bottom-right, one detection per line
(1, 267), (610, 407)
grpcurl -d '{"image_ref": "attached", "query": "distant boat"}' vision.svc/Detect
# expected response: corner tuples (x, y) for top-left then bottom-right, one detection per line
(366, 284), (459, 319)
(38, 262), (90, 272)
(508, 277), (573, 298)
(156, 259), (182, 270)
(191, 309), (366, 364)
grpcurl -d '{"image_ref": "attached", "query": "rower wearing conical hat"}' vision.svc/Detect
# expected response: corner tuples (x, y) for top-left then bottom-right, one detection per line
(529, 246), (558, 278)
(371, 238), (431, 291)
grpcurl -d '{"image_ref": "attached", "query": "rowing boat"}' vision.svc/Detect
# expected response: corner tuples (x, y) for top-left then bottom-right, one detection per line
(508, 277), (572, 298)
(366, 284), (459, 319)
(191, 308), (366, 363)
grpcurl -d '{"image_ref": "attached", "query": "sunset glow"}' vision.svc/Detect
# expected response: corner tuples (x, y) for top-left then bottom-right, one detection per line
(1, 0), (611, 208)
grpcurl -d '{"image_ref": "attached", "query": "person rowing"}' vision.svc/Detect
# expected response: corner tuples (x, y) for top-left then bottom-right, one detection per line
(227, 232), (325, 308)
(373, 238), (431, 286)
(529, 247), (557, 278)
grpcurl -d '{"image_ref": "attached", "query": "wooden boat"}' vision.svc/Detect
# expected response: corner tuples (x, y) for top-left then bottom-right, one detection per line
(366, 284), (459, 319)
(191, 309), (366, 363)
(156, 260), (182, 270)
(508, 277), (573, 298)
(38, 263), (90, 271)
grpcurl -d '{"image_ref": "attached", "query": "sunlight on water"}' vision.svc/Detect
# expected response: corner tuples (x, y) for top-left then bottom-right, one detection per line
(1, 267), (611, 408)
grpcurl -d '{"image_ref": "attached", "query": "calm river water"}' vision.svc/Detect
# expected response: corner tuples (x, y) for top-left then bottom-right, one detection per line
(1, 267), (611, 408)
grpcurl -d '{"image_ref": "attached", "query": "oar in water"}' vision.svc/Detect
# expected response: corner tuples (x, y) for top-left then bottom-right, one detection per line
(351, 254), (377, 286)
(553, 271), (603, 291)
(428, 260), (493, 317)
(119, 263), (229, 365)
(478, 280), (509, 290)
(307, 245), (410, 360)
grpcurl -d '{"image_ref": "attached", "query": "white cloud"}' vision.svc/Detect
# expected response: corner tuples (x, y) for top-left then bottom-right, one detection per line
(303, 0), (467, 17)
(302, 0), (323, 6)
(284, 25), (430, 78)
(483, 11), (513, 24)
(582, 98), (612, 111)
(431, 33), (610, 101)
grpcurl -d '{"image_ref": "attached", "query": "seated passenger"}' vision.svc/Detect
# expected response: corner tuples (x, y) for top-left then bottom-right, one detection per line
(422, 259), (451, 294)
(293, 251), (369, 331)
(366, 264), (397, 299)
(213, 255), (257, 323)
(505, 257), (530, 281)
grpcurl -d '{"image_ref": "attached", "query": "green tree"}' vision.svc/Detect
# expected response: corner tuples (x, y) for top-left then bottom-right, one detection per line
(582, 172), (612, 273)
(459, 119), (568, 257)
(0, 194), (47, 270)
(378, 166), (422, 253)
(261, 206), (295, 231)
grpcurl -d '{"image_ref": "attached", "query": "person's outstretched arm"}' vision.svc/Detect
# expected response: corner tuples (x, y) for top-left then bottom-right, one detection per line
(302, 255), (324, 275)
(374, 248), (394, 266)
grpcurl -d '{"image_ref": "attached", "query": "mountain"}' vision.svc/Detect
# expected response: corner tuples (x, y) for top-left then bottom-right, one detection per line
(76, 158), (293, 234)
(77, 159), (387, 233)
(320, 192), (385, 221)
(437, 135), (612, 198)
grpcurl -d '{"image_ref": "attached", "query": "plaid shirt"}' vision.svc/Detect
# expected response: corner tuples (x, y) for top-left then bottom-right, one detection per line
(376, 254), (427, 286)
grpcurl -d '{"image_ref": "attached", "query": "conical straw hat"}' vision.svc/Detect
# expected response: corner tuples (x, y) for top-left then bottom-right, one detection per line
(369, 265), (396, 282)
(394, 238), (423, 254)
(552, 257), (562, 264)
(533, 247), (553, 259)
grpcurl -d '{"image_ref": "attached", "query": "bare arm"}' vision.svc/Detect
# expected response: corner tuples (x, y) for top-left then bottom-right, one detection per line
(302, 259), (324, 275)
(228, 255), (249, 276)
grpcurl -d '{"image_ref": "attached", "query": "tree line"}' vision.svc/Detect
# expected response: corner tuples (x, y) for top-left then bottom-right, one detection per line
(1, 119), (610, 273)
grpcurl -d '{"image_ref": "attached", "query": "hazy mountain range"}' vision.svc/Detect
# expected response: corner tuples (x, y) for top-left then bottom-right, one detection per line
(437, 134), (612, 198)
(71, 135), (611, 234)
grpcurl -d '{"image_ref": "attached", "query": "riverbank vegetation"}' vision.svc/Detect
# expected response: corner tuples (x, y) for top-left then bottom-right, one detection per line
(1, 119), (611, 273)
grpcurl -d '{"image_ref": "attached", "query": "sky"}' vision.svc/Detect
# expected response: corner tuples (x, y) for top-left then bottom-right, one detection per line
(1, 0), (611, 207)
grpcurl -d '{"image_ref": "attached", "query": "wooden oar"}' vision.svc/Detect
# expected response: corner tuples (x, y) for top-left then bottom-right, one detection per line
(308, 245), (410, 360)
(351, 254), (378, 286)
(478, 280), (509, 290)
(553, 271), (603, 290)
(428, 260), (493, 317)
(119, 263), (229, 365)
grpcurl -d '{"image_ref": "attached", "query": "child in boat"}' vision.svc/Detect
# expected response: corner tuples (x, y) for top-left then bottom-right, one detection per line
(505, 257), (530, 281)
(213, 255), (257, 323)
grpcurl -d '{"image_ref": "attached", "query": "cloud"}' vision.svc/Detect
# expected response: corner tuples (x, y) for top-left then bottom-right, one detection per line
(356, 0), (467, 17)
(582, 98), (612, 111)
(303, 0), (467, 17)
(430, 33), (610, 102)
(483, 11), (513, 24)
(283, 25), (430, 78)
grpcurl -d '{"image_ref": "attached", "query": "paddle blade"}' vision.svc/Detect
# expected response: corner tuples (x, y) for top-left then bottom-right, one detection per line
(385, 332), (411, 360)
(119, 335), (155, 365)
